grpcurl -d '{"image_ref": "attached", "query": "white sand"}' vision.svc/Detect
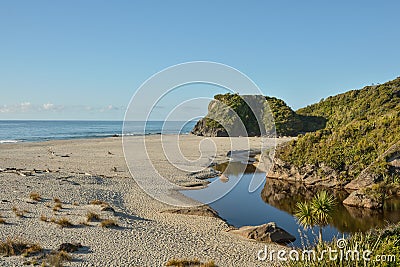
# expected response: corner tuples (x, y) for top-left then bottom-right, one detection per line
(0, 135), (291, 266)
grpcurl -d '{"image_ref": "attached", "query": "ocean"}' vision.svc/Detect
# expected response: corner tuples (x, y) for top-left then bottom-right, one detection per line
(0, 120), (197, 143)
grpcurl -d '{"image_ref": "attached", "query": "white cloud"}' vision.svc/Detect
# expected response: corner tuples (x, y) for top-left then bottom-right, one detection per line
(0, 102), (122, 114)
(42, 103), (54, 110)
(0, 105), (10, 113)
(20, 102), (31, 111)
(100, 105), (121, 112)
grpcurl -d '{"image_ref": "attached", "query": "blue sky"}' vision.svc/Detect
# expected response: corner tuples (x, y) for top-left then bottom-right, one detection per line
(0, 1), (399, 120)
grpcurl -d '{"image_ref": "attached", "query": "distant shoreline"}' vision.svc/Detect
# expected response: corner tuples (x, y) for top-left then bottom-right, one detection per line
(0, 120), (196, 143)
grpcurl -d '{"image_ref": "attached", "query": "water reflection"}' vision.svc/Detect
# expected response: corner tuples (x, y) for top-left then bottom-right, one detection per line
(261, 178), (400, 233)
(182, 162), (400, 247)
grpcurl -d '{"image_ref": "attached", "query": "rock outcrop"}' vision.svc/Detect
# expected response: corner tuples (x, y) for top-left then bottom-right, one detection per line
(191, 93), (325, 137)
(267, 156), (343, 188)
(343, 190), (383, 209)
(161, 206), (221, 219)
(344, 168), (382, 190)
(229, 222), (295, 244)
(191, 118), (228, 137)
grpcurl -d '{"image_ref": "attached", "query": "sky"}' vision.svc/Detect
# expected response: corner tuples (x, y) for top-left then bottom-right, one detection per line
(0, 1), (399, 120)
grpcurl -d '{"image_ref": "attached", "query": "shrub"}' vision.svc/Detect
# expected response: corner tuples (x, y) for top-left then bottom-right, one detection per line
(285, 222), (400, 267)
(165, 258), (217, 267)
(45, 251), (72, 267)
(90, 200), (108, 205)
(12, 206), (25, 218)
(100, 219), (118, 228)
(53, 203), (62, 211)
(55, 218), (73, 228)
(0, 238), (42, 257)
(86, 212), (100, 222)
(29, 192), (41, 201)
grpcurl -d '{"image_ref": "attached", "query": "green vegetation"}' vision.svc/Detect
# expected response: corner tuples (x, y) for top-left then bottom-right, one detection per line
(295, 191), (336, 243)
(197, 93), (325, 136)
(286, 222), (400, 267)
(265, 96), (326, 136)
(277, 77), (400, 181)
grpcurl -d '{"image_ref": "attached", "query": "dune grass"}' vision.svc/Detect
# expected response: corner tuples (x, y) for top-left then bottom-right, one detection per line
(100, 219), (118, 228)
(55, 217), (73, 228)
(165, 258), (217, 267)
(86, 212), (101, 222)
(0, 238), (42, 257)
(29, 192), (41, 201)
(45, 250), (72, 267)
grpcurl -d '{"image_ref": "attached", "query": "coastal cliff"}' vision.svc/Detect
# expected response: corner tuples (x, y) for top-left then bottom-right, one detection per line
(272, 77), (400, 208)
(191, 93), (325, 137)
(192, 77), (400, 209)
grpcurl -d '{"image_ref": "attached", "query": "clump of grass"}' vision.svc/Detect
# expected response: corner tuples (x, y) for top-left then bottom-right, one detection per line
(79, 220), (89, 226)
(50, 217), (57, 223)
(285, 222), (400, 267)
(23, 259), (38, 265)
(45, 250), (72, 267)
(90, 199), (108, 205)
(40, 214), (48, 222)
(100, 219), (118, 228)
(29, 192), (41, 201)
(0, 238), (42, 257)
(53, 198), (61, 203)
(53, 203), (62, 211)
(72, 202), (79, 206)
(55, 217), (73, 228)
(90, 199), (114, 212)
(86, 212), (100, 222)
(0, 214), (5, 224)
(12, 206), (25, 218)
(165, 258), (217, 267)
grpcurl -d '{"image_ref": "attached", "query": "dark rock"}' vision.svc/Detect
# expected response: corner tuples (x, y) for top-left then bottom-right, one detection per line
(161, 205), (220, 219)
(190, 118), (228, 137)
(229, 222), (295, 244)
(58, 242), (82, 252)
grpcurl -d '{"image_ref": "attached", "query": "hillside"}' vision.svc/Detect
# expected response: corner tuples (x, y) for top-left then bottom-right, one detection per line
(191, 93), (325, 137)
(275, 77), (400, 184)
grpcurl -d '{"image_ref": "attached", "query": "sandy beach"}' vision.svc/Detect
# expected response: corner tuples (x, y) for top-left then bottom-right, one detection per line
(0, 135), (291, 266)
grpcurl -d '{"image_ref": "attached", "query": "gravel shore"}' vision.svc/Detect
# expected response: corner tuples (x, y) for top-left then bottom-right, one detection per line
(0, 135), (290, 266)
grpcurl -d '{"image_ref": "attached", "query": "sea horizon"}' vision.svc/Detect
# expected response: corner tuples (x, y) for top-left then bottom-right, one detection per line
(0, 120), (197, 143)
